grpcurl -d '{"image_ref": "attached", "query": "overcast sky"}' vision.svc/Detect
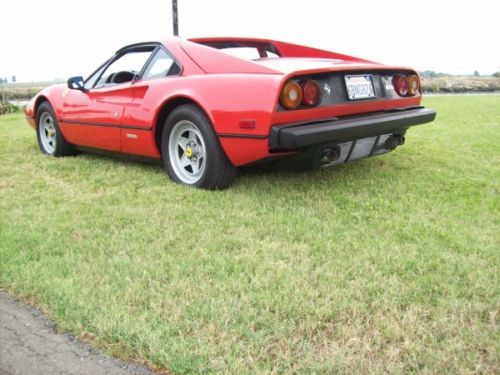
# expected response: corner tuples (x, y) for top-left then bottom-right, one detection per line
(1, 0), (498, 82)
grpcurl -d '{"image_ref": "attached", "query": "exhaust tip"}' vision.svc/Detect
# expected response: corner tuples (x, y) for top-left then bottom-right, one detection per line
(319, 146), (341, 164)
(384, 135), (405, 150)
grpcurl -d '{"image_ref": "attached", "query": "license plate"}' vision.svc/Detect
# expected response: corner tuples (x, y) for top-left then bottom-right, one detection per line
(345, 75), (376, 100)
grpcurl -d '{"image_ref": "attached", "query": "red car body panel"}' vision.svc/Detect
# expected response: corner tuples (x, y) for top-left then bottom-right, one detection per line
(25, 37), (434, 167)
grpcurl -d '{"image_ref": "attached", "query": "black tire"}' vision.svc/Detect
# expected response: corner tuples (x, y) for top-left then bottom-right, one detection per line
(161, 104), (237, 189)
(36, 102), (74, 156)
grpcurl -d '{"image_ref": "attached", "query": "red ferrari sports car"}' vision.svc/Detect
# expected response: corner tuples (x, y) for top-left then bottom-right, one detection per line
(24, 37), (436, 189)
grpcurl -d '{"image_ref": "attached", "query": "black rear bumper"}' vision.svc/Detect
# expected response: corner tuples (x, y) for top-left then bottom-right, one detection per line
(269, 107), (436, 149)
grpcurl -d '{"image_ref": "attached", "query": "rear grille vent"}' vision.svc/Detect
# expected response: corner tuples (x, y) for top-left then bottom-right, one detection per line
(371, 134), (392, 155)
(349, 137), (377, 161)
(322, 133), (393, 167)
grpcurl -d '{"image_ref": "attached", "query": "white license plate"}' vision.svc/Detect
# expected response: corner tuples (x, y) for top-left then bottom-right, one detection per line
(345, 75), (376, 100)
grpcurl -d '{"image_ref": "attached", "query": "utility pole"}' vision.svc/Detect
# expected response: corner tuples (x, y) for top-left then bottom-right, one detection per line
(172, 0), (179, 36)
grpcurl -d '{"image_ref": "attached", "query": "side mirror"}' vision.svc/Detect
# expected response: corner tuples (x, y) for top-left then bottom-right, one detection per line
(67, 76), (87, 92)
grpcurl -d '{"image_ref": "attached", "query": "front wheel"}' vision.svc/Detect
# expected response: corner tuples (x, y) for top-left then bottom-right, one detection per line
(36, 102), (74, 156)
(161, 104), (236, 189)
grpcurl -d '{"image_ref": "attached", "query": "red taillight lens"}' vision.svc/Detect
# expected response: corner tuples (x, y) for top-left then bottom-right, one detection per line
(393, 75), (409, 97)
(301, 79), (321, 106)
(407, 75), (420, 96)
(280, 81), (303, 109)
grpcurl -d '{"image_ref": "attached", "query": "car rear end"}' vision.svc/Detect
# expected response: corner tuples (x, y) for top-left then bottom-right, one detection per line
(268, 65), (436, 168)
(185, 38), (436, 169)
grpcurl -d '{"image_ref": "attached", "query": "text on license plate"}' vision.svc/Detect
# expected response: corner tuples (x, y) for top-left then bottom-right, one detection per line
(345, 75), (376, 100)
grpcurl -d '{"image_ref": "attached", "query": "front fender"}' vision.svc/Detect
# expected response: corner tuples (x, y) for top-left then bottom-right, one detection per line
(25, 84), (67, 120)
(24, 84), (66, 130)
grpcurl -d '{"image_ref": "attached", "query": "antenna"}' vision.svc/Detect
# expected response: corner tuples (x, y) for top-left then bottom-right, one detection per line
(172, 0), (179, 36)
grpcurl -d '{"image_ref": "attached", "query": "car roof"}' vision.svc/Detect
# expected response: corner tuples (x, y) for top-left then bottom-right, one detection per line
(115, 41), (165, 54)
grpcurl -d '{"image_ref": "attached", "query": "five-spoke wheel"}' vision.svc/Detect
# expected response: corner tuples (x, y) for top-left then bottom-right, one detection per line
(162, 104), (236, 189)
(36, 102), (74, 156)
(39, 111), (57, 154)
(168, 120), (207, 184)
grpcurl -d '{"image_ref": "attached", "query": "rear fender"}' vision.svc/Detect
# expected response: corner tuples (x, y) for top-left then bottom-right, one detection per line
(150, 74), (283, 165)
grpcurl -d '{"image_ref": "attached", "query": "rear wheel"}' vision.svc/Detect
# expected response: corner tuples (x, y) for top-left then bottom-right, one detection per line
(36, 102), (74, 156)
(161, 104), (236, 189)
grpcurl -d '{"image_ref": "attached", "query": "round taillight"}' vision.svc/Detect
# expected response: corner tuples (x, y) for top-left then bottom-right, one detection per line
(408, 75), (420, 96)
(393, 75), (409, 97)
(280, 81), (302, 109)
(301, 79), (321, 106)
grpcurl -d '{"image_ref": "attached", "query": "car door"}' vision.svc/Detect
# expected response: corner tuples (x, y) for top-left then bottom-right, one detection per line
(59, 47), (155, 152)
(119, 47), (179, 156)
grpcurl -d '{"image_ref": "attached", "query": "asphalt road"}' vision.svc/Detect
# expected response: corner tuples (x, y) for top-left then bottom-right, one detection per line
(0, 292), (153, 375)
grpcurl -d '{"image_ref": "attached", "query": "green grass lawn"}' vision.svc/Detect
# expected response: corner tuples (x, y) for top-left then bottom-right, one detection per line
(1, 96), (499, 374)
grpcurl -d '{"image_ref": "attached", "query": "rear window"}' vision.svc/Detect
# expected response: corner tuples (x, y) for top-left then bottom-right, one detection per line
(219, 47), (279, 60)
(194, 41), (281, 60)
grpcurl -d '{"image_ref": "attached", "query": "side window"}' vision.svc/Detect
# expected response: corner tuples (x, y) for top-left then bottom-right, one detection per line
(265, 50), (279, 58)
(94, 50), (153, 88)
(142, 49), (175, 80)
(84, 64), (107, 90)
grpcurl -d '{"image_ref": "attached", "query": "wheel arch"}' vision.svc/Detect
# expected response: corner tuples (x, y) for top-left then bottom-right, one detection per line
(31, 84), (68, 122)
(154, 95), (214, 156)
(34, 95), (51, 117)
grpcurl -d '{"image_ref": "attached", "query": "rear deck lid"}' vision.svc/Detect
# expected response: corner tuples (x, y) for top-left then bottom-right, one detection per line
(252, 57), (383, 74)
(180, 40), (280, 74)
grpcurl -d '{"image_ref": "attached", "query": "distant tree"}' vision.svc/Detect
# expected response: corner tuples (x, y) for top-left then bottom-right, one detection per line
(11, 76), (16, 83)
(493, 72), (500, 78)
(0, 78), (3, 84)
(473, 70), (480, 77)
(420, 70), (435, 78)
(419, 70), (451, 78)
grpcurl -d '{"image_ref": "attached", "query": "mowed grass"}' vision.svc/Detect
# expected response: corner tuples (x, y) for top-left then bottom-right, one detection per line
(0, 96), (499, 374)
